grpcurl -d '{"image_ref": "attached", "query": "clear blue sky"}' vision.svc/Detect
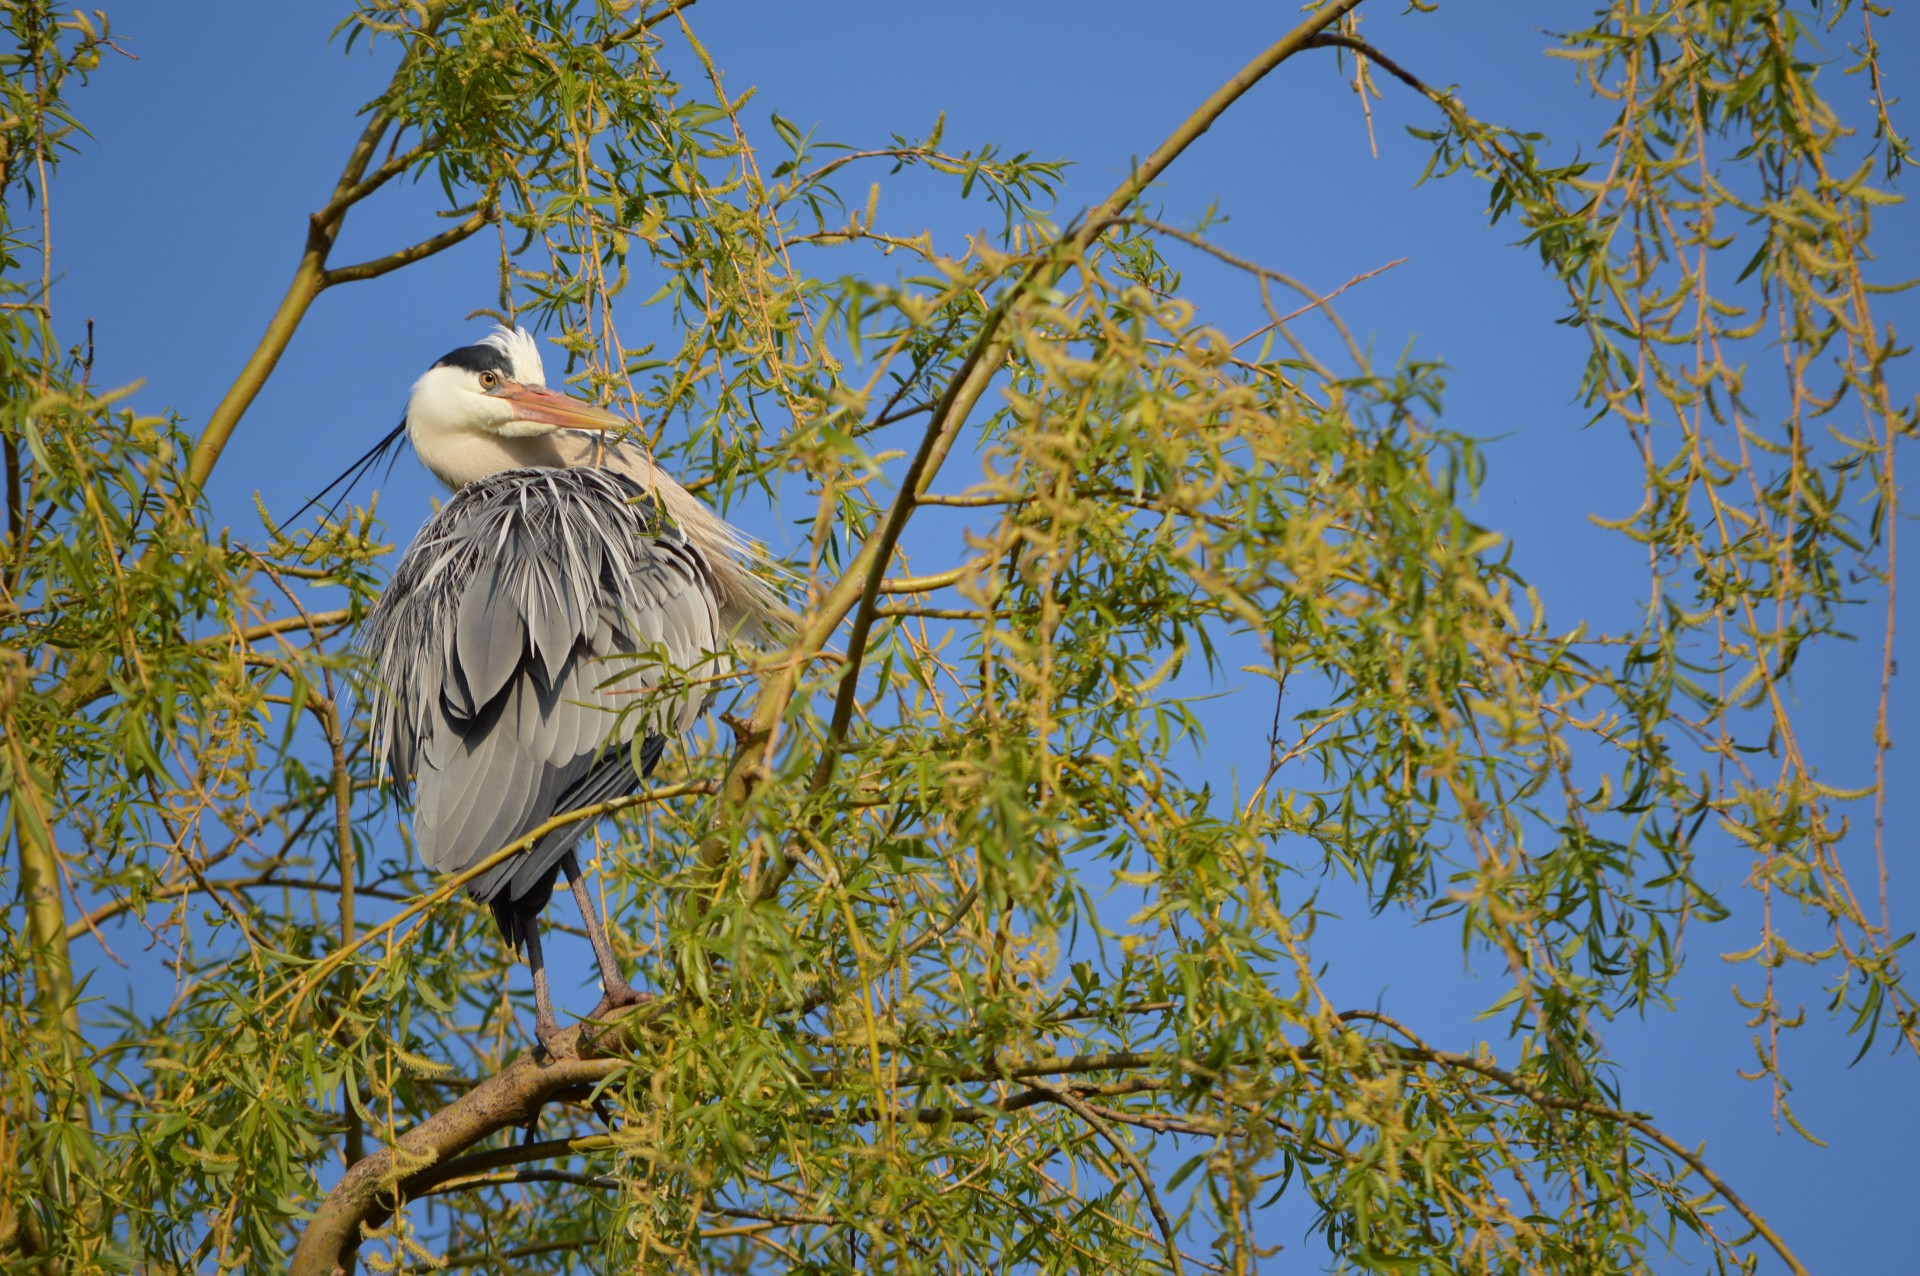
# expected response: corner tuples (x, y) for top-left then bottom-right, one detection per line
(52, 3), (1919, 1269)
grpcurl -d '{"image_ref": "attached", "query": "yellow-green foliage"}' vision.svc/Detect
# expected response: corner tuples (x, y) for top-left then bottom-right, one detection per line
(0, 2), (1909, 1274)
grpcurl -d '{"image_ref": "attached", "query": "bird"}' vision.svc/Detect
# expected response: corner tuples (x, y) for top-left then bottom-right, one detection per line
(360, 325), (779, 1052)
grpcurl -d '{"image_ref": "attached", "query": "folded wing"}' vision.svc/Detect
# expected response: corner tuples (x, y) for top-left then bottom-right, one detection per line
(362, 467), (727, 941)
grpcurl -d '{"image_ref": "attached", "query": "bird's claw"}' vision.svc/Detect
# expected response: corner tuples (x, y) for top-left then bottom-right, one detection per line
(588, 983), (652, 1022)
(534, 1014), (567, 1061)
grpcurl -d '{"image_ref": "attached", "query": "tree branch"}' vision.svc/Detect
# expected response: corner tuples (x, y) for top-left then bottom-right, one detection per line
(1301, 33), (1444, 102)
(716, 0), (1369, 894)
(278, 779), (717, 1018)
(1026, 1079), (1186, 1276)
(311, 136), (436, 231)
(184, 2), (459, 492)
(825, 0), (1372, 744)
(288, 1027), (637, 1276)
(319, 205), (492, 287)
(1339, 1010), (1812, 1276)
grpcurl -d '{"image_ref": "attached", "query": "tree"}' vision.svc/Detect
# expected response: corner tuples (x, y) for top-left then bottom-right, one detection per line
(1, 0), (1911, 1271)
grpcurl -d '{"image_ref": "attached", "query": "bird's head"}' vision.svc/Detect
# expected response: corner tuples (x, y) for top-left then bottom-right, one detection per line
(404, 325), (626, 488)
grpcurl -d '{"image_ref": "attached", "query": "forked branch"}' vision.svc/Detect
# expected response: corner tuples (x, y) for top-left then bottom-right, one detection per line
(286, 1019), (638, 1276)
(719, 0), (1371, 870)
(185, 5), (476, 491)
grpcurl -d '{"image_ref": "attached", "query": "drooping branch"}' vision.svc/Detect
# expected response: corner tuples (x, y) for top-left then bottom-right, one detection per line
(812, 0), (1371, 781)
(277, 779), (718, 1018)
(289, 1007), (1810, 1276)
(1026, 1078), (1187, 1276)
(715, 0), (1373, 882)
(1338, 1010), (1813, 1276)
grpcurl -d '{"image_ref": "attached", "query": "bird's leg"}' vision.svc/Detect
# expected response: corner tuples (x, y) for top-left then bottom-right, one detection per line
(521, 912), (564, 1055)
(562, 849), (649, 1020)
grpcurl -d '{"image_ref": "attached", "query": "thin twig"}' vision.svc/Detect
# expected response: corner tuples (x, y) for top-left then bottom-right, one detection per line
(321, 206), (493, 286)
(1027, 1079), (1186, 1276)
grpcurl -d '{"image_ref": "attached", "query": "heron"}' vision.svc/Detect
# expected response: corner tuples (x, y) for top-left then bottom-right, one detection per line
(361, 325), (778, 1052)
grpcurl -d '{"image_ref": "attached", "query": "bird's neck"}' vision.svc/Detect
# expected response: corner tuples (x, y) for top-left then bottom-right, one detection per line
(415, 428), (579, 490)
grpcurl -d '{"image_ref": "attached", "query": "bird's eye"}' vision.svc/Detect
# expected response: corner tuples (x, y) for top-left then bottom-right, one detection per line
(479, 370), (500, 389)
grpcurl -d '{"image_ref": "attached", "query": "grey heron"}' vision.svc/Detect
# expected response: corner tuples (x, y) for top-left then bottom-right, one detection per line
(362, 326), (776, 1052)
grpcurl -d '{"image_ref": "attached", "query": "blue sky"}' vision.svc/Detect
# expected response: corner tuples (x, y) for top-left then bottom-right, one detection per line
(51, 2), (1920, 1269)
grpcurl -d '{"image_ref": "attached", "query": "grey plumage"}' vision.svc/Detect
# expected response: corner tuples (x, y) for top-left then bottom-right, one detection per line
(364, 466), (727, 948)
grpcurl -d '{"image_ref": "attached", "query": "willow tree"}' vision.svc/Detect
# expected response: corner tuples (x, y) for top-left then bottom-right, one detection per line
(1, 1), (1910, 1272)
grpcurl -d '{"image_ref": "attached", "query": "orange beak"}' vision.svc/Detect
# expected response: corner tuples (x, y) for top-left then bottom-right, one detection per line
(490, 382), (628, 432)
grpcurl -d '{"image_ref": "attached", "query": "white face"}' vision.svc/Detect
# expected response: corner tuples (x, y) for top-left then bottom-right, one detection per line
(405, 363), (554, 446)
(402, 329), (628, 489)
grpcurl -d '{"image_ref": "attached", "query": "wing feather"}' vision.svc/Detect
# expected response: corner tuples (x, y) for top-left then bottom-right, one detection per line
(361, 466), (728, 940)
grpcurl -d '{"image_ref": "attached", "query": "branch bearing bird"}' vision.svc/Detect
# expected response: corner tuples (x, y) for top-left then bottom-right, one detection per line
(361, 326), (778, 1052)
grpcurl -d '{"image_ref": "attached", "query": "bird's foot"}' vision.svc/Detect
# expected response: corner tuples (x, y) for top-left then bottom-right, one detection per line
(588, 981), (653, 1022)
(534, 1011), (568, 1061)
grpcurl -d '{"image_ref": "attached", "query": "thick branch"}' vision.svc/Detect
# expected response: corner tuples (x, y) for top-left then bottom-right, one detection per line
(187, 254), (328, 490)
(185, 3), (458, 491)
(290, 1003), (1810, 1276)
(287, 1025), (639, 1276)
